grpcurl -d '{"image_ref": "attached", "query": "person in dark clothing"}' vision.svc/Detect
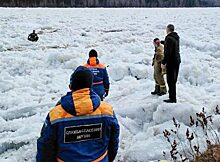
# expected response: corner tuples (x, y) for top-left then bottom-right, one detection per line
(161, 24), (181, 103)
(28, 30), (39, 42)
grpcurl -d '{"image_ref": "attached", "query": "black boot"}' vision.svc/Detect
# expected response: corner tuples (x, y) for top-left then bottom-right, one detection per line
(151, 85), (160, 95)
(157, 92), (166, 96)
(164, 99), (177, 103)
(158, 85), (167, 96)
(151, 91), (158, 95)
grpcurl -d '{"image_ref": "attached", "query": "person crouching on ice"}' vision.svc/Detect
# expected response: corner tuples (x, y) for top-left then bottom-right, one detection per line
(36, 66), (120, 162)
(151, 38), (167, 96)
(83, 49), (110, 101)
(28, 30), (39, 42)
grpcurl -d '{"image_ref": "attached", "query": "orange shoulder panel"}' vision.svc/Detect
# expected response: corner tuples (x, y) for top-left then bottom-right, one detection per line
(91, 102), (113, 116)
(83, 64), (106, 69)
(99, 102), (114, 115)
(97, 63), (106, 69)
(49, 101), (113, 122)
(83, 62), (106, 69)
(49, 105), (74, 122)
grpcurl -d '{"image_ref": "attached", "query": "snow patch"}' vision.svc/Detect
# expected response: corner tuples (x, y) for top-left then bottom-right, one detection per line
(153, 103), (199, 126)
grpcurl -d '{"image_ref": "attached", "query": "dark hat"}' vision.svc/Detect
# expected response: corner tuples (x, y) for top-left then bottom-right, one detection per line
(153, 38), (160, 43)
(153, 38), (160, 45)
(70, 66), (93, 91)
(89, 49), (98, 58)
(167, 24), (175, 32)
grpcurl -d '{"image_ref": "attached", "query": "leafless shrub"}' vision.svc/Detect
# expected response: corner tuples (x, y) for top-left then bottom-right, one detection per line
(162, 105), (220, 162)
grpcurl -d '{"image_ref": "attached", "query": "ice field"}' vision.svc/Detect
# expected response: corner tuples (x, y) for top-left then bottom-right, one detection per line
(0, 8), (220, 162)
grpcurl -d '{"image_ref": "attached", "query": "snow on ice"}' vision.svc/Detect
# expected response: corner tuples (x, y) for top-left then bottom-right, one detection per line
(0, 8), (220, 162)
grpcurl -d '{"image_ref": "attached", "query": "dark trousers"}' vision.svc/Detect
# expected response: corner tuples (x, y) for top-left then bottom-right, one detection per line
(166, 64), (180, 101)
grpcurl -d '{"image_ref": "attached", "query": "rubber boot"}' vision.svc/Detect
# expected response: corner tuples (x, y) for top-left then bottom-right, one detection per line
(157, 85), (167, 96)
(151, 85), (160, 95)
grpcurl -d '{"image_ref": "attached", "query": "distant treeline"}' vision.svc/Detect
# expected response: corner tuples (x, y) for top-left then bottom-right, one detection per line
(0, 0), (219, 7)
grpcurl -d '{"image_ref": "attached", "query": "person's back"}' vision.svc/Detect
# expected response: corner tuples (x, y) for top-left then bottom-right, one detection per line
(163, 30), (181, 68)
(83, 49), (110, 101)
(36, 66), (119, 162)
(161, 24), (181, 103)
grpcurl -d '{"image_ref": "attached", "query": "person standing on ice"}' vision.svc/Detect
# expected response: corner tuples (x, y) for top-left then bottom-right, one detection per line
(28, 30), (39, 42)
(83, 49), (110, 101)
(151, 38), (167, 96)
(161, 24), (181, 103)
(36, 66), (120, 162)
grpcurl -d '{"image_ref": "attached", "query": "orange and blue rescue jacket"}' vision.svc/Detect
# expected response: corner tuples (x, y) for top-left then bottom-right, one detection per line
(36, 88), (119, 162)
(83, 57), (110, 98)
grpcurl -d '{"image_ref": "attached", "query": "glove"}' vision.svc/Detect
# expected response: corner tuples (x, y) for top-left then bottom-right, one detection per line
(105, 89), (109, 97)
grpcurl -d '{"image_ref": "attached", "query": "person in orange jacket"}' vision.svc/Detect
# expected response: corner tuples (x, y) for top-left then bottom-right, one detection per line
(83, 49), (110, 101)
(36, 66), (119, 162)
